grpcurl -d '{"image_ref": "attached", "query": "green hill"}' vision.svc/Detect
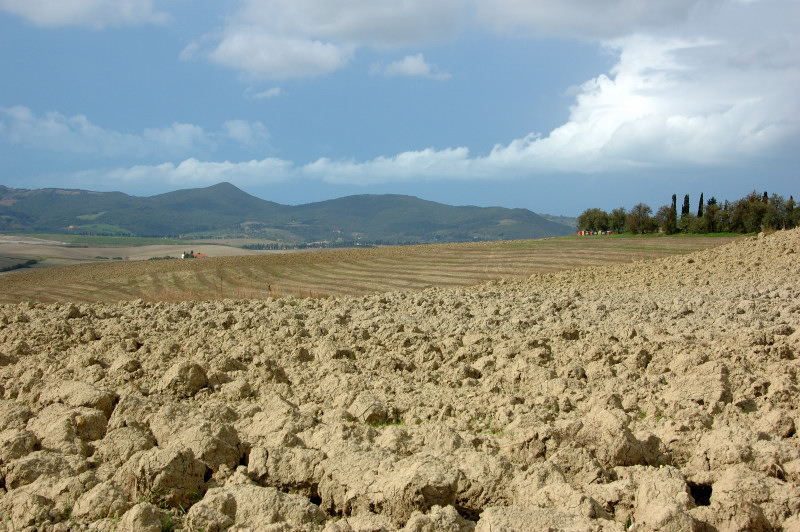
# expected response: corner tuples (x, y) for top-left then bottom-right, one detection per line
(0, 183), (574, 244)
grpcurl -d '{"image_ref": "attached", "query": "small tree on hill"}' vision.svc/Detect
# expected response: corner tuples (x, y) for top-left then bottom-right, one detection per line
(609, 207), (627, 233)
(731, 190), (768, 232)
(764, 193), (787, 230)
(577, 208), (610, 232)
(655, 204), (672, 232)
(627, 203), (655, 234)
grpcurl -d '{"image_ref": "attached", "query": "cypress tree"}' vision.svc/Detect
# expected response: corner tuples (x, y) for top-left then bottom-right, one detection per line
(706, 196), (718, 233)
(665, 194), (678, 234)
(697, 193), (704, 218)
(679, 194), (691, 232)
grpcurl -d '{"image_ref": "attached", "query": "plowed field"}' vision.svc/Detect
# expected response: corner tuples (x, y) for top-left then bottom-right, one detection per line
(0, 236), (740, 304)
(1, 230), (797, 531)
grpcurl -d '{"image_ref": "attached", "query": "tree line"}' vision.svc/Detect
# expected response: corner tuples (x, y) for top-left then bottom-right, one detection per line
(577, 190), (798, 235)
(0, 258), (38, 272)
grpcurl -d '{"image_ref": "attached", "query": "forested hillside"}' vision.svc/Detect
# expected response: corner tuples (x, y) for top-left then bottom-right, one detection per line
(0, 183), (574, 244)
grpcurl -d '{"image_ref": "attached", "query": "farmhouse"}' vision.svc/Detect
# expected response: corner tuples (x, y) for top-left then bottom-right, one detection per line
(181, 250), (209, 259)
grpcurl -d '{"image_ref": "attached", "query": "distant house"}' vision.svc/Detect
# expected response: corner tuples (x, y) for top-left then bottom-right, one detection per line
(181, 250), (209, 259)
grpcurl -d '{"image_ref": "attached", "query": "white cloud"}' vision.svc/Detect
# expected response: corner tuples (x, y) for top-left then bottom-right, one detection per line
(194, 0), (463, 79)
(0, 0), (168, 29)
(178, 41), (200, 61)
(207, 28), (354, 79)
(222, 120), (270, 147)
(303, 147), (473, 184)
(234, 0), (464, 47)
(70, 150), (471, 191)
(0, 106), (275, 158)
(472, 0), (709, 39)
(101, 158), (295, 188)
(142, 123), (211, 154)
(464, 28), (796, 174)
(7, 0), (797, 188)
(194, 0), (716, 79)
(0, 105), (156, 156)
(301, 5), (799, 181)
(371, 54), (451, 80)
(59, 7), (799, 190)
(326, 1), (796, 178)
(247, 87), (283, 100)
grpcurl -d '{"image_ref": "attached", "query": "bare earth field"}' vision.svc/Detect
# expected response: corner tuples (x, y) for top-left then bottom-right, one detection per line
(0, 236), (738, 304)
(1, 231), (799, 531)
(0, 236), (273, 268)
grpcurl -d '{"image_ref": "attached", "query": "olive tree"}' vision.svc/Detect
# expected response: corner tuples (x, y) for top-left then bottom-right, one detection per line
(577, 208), (610, 232)
(627, 203), (656, 234)
(654, 204), (672, 232)
(609, 207), (627, 233)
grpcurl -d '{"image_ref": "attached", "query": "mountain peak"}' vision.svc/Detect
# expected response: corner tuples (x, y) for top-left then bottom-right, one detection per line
(208, 182), (241, 192)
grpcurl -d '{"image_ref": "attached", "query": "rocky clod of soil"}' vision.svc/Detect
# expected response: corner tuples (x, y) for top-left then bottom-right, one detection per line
(1, 230), (800, 531)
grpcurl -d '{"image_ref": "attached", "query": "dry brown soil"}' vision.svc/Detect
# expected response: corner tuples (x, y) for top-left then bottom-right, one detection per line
(0, 231), (798, 531)
(0, 237), (273, 268)
(0, 236), (738, 304)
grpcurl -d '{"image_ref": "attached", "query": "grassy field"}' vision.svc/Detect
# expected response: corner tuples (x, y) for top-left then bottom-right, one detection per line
(0, 235), (743, 304)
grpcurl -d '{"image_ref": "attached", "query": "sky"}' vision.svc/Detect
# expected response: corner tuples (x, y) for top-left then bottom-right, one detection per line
(0, 0), (798, 216)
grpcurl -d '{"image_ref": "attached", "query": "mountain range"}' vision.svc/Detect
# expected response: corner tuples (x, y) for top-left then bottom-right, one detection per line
(0, 182), (575, 245)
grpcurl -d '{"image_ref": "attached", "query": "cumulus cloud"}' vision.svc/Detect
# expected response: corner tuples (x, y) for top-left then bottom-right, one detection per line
(7, 0), (797, 188)
(112, 7), (798, 187)
(57, 5), (799, 191)
(191, 0), (715, 79)
(0, 105), (159, 157)
(100, 158), (295, 188)
(233, 0), (464, 47)
(371, 54), (451, 80)
(316, 0), (798, 177)
(472, 0), (708, 39)
(0, 0), (168, 29)
(536, 0), (800, 170)
(0, 106), (274, 158)
(303, 147), (473, 184)
(207, 29), (354, 79)
(192, 0), (463, 79)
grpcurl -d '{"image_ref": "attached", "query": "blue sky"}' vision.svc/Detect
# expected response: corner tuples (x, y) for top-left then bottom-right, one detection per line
(1, 0), (798, 216)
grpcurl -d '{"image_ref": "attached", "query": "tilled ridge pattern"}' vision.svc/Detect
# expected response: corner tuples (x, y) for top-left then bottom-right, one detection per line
(0, 236), (736, 304)
(0, 230), (798, 531)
